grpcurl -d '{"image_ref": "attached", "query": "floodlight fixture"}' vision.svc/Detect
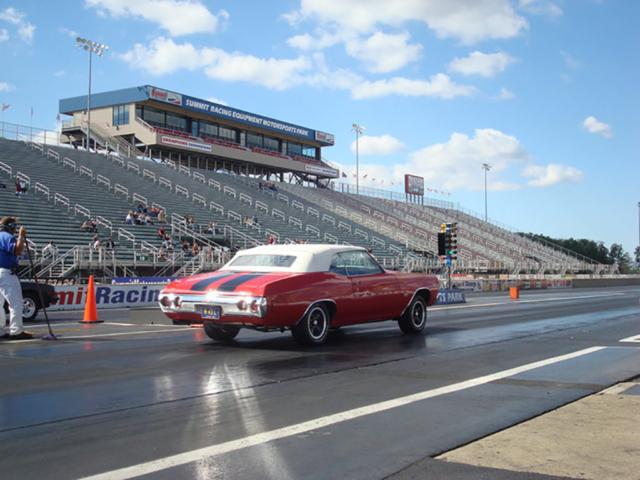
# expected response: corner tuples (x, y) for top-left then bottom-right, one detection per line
(75, 37), (110, 152)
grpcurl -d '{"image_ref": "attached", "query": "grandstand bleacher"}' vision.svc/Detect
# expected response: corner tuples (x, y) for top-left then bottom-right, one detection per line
(0, 134), (609, 283)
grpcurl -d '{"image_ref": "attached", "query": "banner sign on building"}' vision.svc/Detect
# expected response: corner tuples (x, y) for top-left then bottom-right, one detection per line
(149, 87), (182, 106)
(405, 174), (424, 196)
(161, 135), (212, 153)
(145, 85), (334, 146)
(305, 164), (339, 177)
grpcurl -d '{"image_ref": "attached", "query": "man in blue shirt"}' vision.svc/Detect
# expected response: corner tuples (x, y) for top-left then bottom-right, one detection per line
(0, 216), (32, 340)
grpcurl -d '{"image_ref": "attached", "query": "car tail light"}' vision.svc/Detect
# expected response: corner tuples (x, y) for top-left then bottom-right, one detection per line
(250, 300), (260, 313)
(173, 296), (182, 308)
(160, 296), (172, 308)
(237, 299), (247, 311)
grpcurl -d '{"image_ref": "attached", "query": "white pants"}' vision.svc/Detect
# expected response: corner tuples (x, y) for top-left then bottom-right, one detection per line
(0, 268), (24, 335)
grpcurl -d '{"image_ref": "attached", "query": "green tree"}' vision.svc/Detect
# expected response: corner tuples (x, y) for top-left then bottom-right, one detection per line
(609, 243), (632, 273)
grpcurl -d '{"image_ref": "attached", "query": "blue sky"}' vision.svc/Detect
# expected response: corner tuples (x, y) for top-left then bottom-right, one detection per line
(1, 0), (638, 256)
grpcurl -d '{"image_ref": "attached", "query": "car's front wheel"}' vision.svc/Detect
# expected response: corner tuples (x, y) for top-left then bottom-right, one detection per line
(398, 295), (427, 334)
(203, 323), (240, 342)
(22, 293), (39, 322)
(292, 303), (330, 345)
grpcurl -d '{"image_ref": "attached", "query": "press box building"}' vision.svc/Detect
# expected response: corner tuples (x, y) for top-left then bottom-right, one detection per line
(59, 85), (338, 184)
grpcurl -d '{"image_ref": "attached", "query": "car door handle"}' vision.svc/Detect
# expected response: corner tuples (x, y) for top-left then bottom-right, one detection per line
(353, 280), (362, 285)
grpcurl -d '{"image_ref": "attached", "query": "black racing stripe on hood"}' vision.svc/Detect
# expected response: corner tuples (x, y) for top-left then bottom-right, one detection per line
(190, 272), (238, 292)
(216, 273), (266, 293)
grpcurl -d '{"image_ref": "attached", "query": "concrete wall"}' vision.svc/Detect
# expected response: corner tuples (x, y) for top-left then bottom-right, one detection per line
(573, 277), (640, 288)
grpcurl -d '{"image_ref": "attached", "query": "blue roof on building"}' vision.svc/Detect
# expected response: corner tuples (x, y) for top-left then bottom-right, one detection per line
(59, 85), (334, 146)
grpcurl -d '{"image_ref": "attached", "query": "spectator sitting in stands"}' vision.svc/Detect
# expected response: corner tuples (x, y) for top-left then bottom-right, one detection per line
(188, 216), (197, 231)
(42, 241), (58, 261)
(268, 183), (278, 192)
(139, 213), (153, 226)
(14, 180), (22, 196)
(89, 219), (98, 233)
(79, 219), (93, 232)
(104, 238), (115, 250)
(157, 209), (167, 224)
(158, 227), (166, 239)
(125, 211), (136, 225)
(19, 180), (28, 195)
(192, 242), (200, 256)
(251, 215), (260, 226)
(266, 235), (276, 245)
(149, 207), (159, 217)
(158, 245), (169, 261)
(182, 240), (191, 256)
(162, 234), (175, 250)
(91, 238), (103, 250)
(136, 202), (148, 214)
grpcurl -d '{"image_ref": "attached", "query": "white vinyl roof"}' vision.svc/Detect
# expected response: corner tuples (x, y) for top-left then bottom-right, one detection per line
(221, 244), (367, 273)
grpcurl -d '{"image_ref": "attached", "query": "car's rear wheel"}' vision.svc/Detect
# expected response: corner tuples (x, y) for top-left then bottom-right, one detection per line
(292, 303), (330, 345)
(22, 293), (39, 322)
(398, 296), (427, 334)
(203, 322), (240, 342)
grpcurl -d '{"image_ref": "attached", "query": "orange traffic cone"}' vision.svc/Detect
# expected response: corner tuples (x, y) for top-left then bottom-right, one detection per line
(79, 275), (103, 324)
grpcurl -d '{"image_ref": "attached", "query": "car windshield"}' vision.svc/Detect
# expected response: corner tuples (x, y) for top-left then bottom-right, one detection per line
(228, 254), (297, 268)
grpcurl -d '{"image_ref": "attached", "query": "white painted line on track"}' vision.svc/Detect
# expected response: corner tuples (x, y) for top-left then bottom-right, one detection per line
(431, 292), (624, 311)
(619, 334), (640, 343)
(80, 346), (606, 480)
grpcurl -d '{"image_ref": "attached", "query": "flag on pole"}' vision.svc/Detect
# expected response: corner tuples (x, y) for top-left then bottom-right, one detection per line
(363, 174), (368, 179)
(30, 107), (33, 117)
(341, 172), (347, 178)
(1, 104), (9, 111)
(56, 114), (60, 121)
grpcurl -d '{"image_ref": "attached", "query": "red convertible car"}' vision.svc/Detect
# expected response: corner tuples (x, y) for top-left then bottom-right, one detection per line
(159, 244), (439, 345)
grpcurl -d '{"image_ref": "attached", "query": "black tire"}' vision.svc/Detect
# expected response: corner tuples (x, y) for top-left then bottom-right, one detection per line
(203, 322), (240, 342)
(398, 295), (427, 334)
(292, 303), (330, 345)
(22, 293), (39, 322)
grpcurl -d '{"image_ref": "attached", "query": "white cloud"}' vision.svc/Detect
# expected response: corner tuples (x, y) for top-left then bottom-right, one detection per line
(85, 0), (229, 36)
(60, 27), (79, 38)
(119, 37), (216, 75)
(53, 71), (66, 77)
(207, 97), (227, 106)
(0, 7), (24, 24)
(493, 87), (515, 100)
(204, 52), (313, 91)
(404, 128), (530, 191)
(560, 51), (583, 69)
(523, 164), (584, 187)
(339, 128), (584, 192)
(351, 74), (477, 100)
(286, 30), (343, 51)
(582, 116), (614, 138)
(518, 0), (563, 18)
(0, 28), (7, 41)
(284, 0), (528, 45)
(0, 7), (35, 44)
(448, 51), (517, 78)
(0, 82), (15, 91)
(351, 135), (405, 156)
(18, 23), (34, 44)
(344, 31), (422, 73)
(120, 37), (314, 90)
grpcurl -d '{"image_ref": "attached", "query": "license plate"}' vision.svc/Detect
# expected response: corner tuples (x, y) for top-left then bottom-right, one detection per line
(201, 306), (221, 320)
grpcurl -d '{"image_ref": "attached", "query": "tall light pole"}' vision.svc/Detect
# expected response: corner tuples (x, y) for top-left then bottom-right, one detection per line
(482, 163), (492, 222)
(352, 123), (365, 195)
(637, 202), (640, 248)
(76, 37), (109, 152)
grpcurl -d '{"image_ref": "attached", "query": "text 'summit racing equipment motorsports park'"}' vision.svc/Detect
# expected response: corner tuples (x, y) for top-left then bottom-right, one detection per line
(159, 244), (439, 345)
